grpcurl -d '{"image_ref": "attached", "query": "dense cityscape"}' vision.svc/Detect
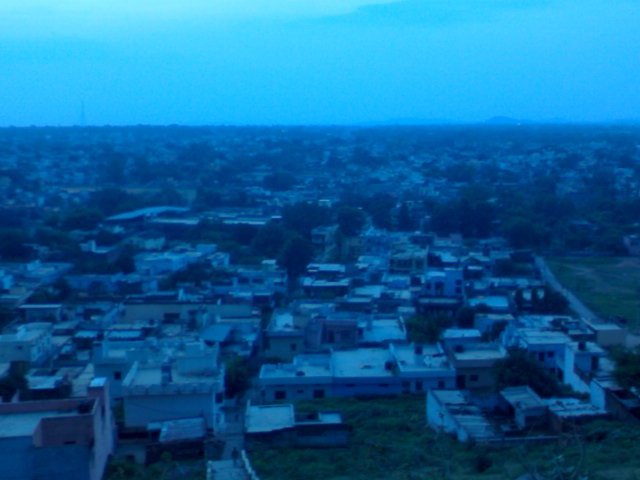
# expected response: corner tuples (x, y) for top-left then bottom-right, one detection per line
(1, 124), (640, 479)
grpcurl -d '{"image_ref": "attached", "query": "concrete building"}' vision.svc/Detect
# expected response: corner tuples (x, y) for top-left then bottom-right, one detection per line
(500, 386), (547, 430)
(121, 342), (225, 432)
(258, 354), (333, 403)
(0, 378), (114, 480)
(245, 402), (349, 448)
(262, 311), (306, 362)
(0, 323), (55, 365)
(426, 389), (496, 443)
(447, 342), (507, 390)
(391, 343), (456, 393)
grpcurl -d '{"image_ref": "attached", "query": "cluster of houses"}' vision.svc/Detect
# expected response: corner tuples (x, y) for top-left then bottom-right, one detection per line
(1, 194), (639, 480)
(2, 127), (640, 479)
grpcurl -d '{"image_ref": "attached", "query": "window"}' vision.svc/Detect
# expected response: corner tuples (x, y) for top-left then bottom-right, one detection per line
(438, 381), (445, 389)
(275, 390), (286, 400)
(548, 351), (555, 358)
(469, 374), (479, 382)
(415, 381), (424, 391)
(291, 343), (297, 351)
(313, 389), (325, 399)
(113, 371), (122, 380)
(402, 381), (410, 393)
(538, 352), (545, 362)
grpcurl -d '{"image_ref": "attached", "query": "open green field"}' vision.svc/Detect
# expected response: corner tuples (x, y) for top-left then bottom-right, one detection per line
(546, 257), (640, 329)
(248, 396), (640, 480)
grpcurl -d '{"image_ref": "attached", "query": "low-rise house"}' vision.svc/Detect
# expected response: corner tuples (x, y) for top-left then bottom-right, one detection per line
(245, 403), (349, 448)
(426, 389), (497, 443)
(259, 354), (333, 403)
(331, 348), (399, 397)
(391, 343), (456, 393)
(416, 297), (462, 317)
(0, 378), (114, 480)
(263, 311), (306, 362)
(0, 323), (55, 365)
(581, 317), (627, 347)
(125, 231), (166, 251)
(422, 269), (464, 298)
(590, 376), (640, 424)
(19, 304), (63, 323)
(389, 248), (428, 274)
(121, 342), (225, 432)
(92, 338), (150, 400)
(468, 295), (511, 314)
(441, 328), (482, 350)
(545, 397), (608, 432)
(447, 342), (507, 390)
(146, 417), (208, 464)
(259, 344), (454, 401)
(562, 341), (606, 393)
(500, 386), (548, 430)
(301, 278), (351, 299)
(503, 328), (570, 375)
(358, 315), (407, 346)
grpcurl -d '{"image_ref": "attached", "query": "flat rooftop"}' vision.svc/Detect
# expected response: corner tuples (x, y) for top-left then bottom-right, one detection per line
(451, 344), (506, 363)
(259, 362), (332, 380)
(359, 319), (407, 343)
(469, 295), (510, 310)
(332, 348), (393, 378)
(501, 386), (545, 410)
(518, 329), (571, 346)
(0, 409), (78, 438)
(127, 365), (221, 387)
(246, 404), (295, 433)
(442, 328), (481, 340)
(394, 344), (451, 372)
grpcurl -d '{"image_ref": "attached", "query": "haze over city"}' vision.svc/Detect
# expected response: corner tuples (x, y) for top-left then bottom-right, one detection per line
(2, 0), (639, 126)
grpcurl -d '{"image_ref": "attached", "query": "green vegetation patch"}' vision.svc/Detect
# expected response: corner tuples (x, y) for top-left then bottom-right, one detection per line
(546, 257), (640, 329)
(248, 397), (640, 480)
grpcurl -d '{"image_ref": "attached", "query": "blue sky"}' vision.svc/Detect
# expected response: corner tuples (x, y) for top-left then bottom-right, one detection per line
(1, 0), (639, 125)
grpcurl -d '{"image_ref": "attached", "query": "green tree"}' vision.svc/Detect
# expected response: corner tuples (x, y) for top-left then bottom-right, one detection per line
(252, 222), (289, 258)
(0, 363), (28, 401)
(363, 193), (396, 230)
(0, 228), (34, 261)
(282, 202), (332, 238)
(406, 314), (453, 343)
(504, 217), (545, 249)
(493, 349), (563, 397)
(336, 206), (367, 237)
(278, 236), (313, 278)
(225, 356), (250, 398)
(612, 347), (640, 390)
(61, 207), (104, 231)
(264, 171), (298, 191)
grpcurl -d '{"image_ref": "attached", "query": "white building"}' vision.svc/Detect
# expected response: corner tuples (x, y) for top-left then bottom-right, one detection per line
(0, 323), (54, 365)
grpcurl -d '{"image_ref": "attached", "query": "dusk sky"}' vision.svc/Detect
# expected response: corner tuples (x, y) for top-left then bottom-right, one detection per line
(1, 0), (639, 126)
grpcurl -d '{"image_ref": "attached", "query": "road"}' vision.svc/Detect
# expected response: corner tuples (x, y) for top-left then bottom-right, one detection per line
(535, 256), (600, 322)
(536, 256), (640, 347)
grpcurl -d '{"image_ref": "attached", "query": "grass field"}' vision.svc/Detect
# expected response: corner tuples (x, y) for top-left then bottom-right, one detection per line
(546, 257), (640, 329)
(248, 396), (640, 480)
